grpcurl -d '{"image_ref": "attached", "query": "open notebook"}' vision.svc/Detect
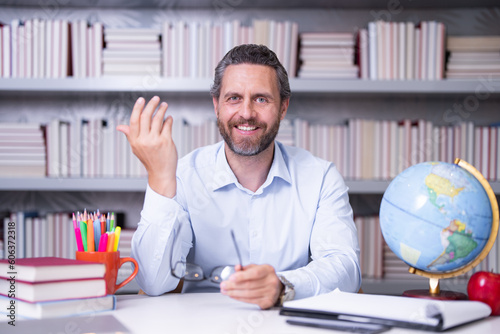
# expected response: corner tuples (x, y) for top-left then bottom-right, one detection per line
(280, 289), (492, 332)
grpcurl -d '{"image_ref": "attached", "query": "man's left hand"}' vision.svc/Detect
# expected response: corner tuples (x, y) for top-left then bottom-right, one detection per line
(220, 264), (283, 309)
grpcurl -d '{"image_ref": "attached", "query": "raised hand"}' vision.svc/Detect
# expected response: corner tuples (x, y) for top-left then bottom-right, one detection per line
(116, 96), (178, 198)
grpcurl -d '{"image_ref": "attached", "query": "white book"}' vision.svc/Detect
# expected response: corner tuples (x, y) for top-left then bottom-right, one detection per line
(414, 28), (421, 79)
(190, 21), (199, 78)
(33, 217), (41, 257)
(38, 20), (46, 78)
(161, 22), (171, 77)
(283, 21), (292, 76)
(289, 22), (299, 78)
(16, 211), (25, 258)
(93, 22), (103, 77)
(368, 21), (377, 80)
(45, 20), (53, 79)
(46, 213), (55, 256)
(466, 121), (475, 164)
(25, 19), (33, 78)
(61, 20), (69, 77)
(10, 19), (19, 78)
(420, 21), (428, 80)
(71, 20), (80, 78)
(359, 29), (369, 80)
(435, 22), (445, 79)
(376, 21), (384, 80)
(59, 121), (69, 177)
(427, 21), (437, 80)
(481, 126), (489, 178)
(2, 25), (11, 77)
(406, 22), (415, 80)
(384, 21), (391, 80)
(18, 25), (25, 78)
(47, 118), (60, 178)
(282, 288), (492, 331)
(69, 117), (82, 177)
(398, 22), (406, 80)
(52, 20), (61, 78)
(392, 22), (398, 80)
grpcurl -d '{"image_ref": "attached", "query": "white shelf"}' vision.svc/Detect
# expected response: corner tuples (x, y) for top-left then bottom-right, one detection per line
(1, 178), (499, 194)
(1, 78), (500, 95)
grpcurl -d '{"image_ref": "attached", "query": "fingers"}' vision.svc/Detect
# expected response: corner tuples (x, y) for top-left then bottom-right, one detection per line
(116, 124), (130, 137)
(129, 97), (145, 138)
(151, 101), (169, 134)
(139, 96), (161, 136)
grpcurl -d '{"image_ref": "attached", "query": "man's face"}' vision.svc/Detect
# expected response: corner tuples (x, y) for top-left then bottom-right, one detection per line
(213, 64), (289, 156)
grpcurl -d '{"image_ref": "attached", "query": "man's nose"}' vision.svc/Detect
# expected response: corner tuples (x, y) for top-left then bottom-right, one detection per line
(239, 99), (256, 119)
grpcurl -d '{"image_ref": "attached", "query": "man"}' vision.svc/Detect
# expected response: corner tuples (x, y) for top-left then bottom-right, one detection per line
(117, 44), (361, 309)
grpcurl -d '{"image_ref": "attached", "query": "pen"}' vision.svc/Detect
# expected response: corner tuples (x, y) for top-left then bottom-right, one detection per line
(98, 232), (108, 252)
(87, 216), (95, 252)
(230, 230), (243, 269)
(75, 227), (84, 252)
(80, 221), (88, 252)
(113, 226), (121, 252)
(106, 232), (115, 252)
(93, 218), (101, 251)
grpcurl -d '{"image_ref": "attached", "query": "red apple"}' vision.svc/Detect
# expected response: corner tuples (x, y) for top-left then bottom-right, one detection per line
(467, 271), (500, 316)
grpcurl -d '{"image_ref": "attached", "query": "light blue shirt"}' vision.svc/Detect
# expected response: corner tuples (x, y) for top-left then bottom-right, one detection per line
(132, 141), (361, 300)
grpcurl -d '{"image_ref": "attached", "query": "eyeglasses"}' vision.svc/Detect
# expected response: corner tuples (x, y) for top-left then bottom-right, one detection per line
(170, 225), (243, 284)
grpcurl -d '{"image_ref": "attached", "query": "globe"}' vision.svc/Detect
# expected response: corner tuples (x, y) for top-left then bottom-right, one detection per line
(379, 159), (499, 293)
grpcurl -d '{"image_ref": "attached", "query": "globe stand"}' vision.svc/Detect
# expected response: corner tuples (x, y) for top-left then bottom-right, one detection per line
(402, 277), (467, 300)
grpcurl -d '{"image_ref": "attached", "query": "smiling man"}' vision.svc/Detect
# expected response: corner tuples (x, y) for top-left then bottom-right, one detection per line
(118, 44), (361, 309)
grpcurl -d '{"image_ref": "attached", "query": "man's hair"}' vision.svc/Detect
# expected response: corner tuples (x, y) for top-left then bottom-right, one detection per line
(210, 44), (291, 102)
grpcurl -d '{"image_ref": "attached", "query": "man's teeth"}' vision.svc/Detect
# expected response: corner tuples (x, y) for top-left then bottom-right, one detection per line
(237, 125), (256, 131)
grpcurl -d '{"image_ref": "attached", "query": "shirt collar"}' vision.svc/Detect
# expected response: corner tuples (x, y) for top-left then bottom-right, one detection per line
(212, 141), (292, 192)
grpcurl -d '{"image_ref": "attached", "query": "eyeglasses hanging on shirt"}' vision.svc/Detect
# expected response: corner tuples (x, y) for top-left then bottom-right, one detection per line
(169, 224), (243, 284)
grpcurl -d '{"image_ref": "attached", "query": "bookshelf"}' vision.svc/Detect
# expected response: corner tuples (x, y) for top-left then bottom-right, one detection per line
(1, 1), (500, 295)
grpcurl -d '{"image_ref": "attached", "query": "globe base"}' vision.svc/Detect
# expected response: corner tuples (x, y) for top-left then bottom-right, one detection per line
(403, 289), (467, 300)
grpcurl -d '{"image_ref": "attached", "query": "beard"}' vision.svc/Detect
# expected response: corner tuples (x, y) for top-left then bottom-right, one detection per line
(217, 114), (281, 156)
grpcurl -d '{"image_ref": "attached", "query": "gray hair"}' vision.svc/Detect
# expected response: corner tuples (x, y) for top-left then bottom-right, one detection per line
(210, 44), (291, 102)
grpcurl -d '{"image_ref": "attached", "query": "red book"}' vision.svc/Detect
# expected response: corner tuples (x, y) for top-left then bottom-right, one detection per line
(0, 257), (105, 283)
(0, 277), (106, 303)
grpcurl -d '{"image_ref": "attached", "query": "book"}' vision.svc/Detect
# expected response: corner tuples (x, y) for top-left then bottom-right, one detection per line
(280, 289), (492, 331)
(0, 294), (116, 319)
(0, 257), (105, 282)
(0, 277), (106, 303)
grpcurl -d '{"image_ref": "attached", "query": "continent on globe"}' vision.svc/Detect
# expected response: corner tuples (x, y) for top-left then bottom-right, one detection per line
(428, 219), (478, 269)
(425, 173), (464, 211)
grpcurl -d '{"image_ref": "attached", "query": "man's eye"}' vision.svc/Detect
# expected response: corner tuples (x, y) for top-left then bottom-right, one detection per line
(256, 97), (267, 103)
(228, 96), (239, 102)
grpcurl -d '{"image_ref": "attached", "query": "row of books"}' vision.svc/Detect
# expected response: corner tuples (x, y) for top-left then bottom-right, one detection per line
(0, 257), (115, 319)
(293, 118), (500, 181)
(358, 20), (446, 80)
(445, 36), (500, 79)
(2, 117), (499, 181)
(297, 32), (358, 79)
(0, 19), (103, 79)
(0, 18), (299, 78)
(161, 19), (299, 78)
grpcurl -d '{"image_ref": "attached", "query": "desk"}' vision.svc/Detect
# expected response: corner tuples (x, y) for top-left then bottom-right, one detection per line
(2, 293), (500, 333)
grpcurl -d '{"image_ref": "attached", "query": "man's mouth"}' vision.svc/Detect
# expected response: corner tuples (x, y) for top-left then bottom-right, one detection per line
(236, 125), (257, 131)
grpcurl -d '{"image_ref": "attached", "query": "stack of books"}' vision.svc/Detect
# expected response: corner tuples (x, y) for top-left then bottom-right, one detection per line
(102, 28), (161, 76)
(297, 32), (358, 79)
(0, 257), (115, 319)
(0, 123), (46, 177)
(445, 36), (500, 79)
(359, 20), (446, 80)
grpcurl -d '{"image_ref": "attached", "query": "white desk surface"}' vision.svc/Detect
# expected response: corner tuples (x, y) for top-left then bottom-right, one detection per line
(3, 293), (500, 333)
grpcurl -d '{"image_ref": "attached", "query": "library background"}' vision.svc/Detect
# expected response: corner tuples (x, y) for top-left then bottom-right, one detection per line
(0, 0), (499, 295)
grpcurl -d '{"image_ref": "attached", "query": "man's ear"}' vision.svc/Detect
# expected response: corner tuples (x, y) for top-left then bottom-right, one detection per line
(280, 98), (290, 120)
(213, 97), (219, 117)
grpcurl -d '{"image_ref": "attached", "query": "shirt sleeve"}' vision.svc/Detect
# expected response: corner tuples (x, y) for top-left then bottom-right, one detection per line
(131, 184), (192, 296)
(277, 164), (362, 300)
